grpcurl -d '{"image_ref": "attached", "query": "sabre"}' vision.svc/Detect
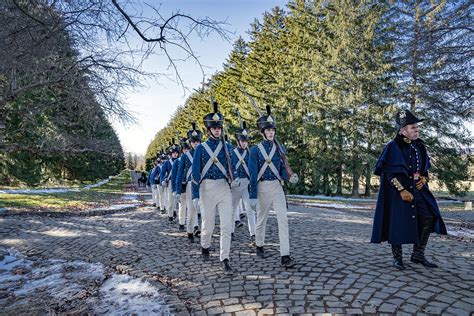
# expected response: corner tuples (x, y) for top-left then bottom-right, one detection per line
(238, 84), (299, 184)
(210, 96), (234, 184)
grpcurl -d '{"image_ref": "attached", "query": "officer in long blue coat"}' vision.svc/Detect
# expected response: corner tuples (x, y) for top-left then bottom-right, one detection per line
(371, 110), (447, 270)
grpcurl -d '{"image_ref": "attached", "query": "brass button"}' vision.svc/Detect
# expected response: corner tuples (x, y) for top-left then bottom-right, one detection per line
(412, 215), (415, 219)
(409, 176), (413, 179)
(410, 186), (413, 189)
(411, 205), (415, 208)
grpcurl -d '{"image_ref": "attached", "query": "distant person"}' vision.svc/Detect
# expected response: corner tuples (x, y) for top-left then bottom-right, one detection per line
(138, 172), (147, 187)
(371, 110), (447, 270)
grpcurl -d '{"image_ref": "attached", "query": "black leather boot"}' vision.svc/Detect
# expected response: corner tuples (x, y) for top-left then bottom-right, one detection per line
(201, 247), (210, 261)
(391, 244), (406, 270)
(256, 246), (265, 258)
(221, 259), (234, 275)
(187, 233), (194, 243)
(411, 216), (438, 268)
(281, 255), (295, 268)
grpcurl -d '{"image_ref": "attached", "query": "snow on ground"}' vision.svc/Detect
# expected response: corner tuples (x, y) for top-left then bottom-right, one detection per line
(294, 201), (373, 210)
(447, 227), (474, 240)
(0, 176), (115, 194)
(0, 247), (171, 315)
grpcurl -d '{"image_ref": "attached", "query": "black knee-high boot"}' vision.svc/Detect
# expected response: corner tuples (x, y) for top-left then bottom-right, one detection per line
(411, 216), (438, 268)
(391, 244), (405, 270)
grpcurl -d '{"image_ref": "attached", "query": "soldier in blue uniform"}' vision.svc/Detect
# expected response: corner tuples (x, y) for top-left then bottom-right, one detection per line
(248, 105), (296, 268)
(177, 123), (203, 242)
(371, 110), (447, 270)
(148, 158), (162, 209)
(192, 101), (236, 275)
(160, 140), (180, 222)
(158, 152), (167, 214)
(174, 137), (190, 231)
(231, 121), (256, 243)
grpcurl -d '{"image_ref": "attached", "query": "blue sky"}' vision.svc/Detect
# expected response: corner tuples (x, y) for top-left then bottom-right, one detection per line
(113, 1), (287, 155)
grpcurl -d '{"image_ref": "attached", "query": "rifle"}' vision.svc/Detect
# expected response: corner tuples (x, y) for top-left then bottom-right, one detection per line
(238, 84), (299, 184)
(210, 96), (234, 184)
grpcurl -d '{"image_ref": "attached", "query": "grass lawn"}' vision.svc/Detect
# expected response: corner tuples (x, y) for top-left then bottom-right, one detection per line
(0, 172), (133, 212)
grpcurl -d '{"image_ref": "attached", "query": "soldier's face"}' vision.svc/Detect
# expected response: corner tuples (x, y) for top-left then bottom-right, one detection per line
(182, 148), (189, 153)
(191, 140), (200, 149)
(402, 124), (420, 140)
(171, 152), (179, 158)
(264, 128), (275, 140)
(210, 127), (222, 138)
(238, 140), (248, 149)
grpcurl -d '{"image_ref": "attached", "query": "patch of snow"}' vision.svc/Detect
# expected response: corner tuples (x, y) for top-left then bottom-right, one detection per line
(96, 274), (171, 315)
(0, 176), (116, 195)
(0, 247), (171, 314)
(93, 203), (141, 211)
(447, 227), (474, 239)
(294, 201), (372, 210)
(288, 194), (377, 202)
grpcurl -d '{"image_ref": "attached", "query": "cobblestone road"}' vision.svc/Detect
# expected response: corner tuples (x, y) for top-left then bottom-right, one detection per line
(0, 201), (473, 315)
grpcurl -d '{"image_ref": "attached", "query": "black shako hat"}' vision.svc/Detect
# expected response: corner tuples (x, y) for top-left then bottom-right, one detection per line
(187, 122), (203, 142)
(203, 100), (224, 129)
(179, 137), (190, 150)
(396, 109), (424, 129)
(257, 105), (277, 132)
(167, 138), (180, 154)
(235, 121), (249, 141)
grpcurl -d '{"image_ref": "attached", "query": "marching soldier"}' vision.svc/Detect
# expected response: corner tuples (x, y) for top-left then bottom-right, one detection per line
(371, 110), (447, 270)
(248, 105), (296, 268)
(158, 152), (167, 214)
(177, 123), (203, 242)
(231, 121), (256, 243)
(174, 138), (190, 231)
(192, 100), (236, 275)
(160, 140), (180, 222)
(148, 158), (161, 209)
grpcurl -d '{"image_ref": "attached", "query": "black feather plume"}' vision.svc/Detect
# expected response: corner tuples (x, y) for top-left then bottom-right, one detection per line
(192, 122), (196, 130)
(266, 105), (271, 115)
(243, 121), (247, 129)
(213, 101), (218, 113)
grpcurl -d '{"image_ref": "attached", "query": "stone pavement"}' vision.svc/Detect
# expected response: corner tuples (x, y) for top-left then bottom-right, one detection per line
(0, 201), (473, 315)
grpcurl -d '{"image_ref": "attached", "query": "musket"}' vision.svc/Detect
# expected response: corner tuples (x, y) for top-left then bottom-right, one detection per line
(210, 96), (234, 184)
(238, 84), (299, 184)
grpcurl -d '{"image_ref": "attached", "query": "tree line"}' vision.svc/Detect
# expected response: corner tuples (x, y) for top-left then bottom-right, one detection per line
(146, 0), (472, 196)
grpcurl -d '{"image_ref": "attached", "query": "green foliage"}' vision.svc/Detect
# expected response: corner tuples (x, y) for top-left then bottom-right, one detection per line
(145, 0), (472, 196)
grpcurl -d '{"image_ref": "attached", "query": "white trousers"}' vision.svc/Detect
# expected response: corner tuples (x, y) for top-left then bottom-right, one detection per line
(186, 182), (199, 234)
(231, 178), (256, 236)
(157, 185), (163, 209)
(255, 180), (290, 256)
(159, 185), (166, 210)
(199, 179), (233, 261)
(178, 191), (187, 225)
(151, 185), (157, 204)
(166, 184), (175, 217)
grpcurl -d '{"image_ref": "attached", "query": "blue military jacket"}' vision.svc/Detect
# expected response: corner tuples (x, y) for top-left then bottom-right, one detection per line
(176, 149), (195, 195)
(191, 137), (234, 199)
(231, 147), (250, 180)
(248, 140), (288, 200)
(160, 158), (177, 187)
(371, 134), (447, 244)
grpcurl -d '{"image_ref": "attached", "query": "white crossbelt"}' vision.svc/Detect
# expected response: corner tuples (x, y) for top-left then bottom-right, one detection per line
(257, 143), (281, 181)
(185, 151), (193, 182)
(165, 159), (174, 182)
(201, 142), (228, 181)
(233, 148), (250, 178)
